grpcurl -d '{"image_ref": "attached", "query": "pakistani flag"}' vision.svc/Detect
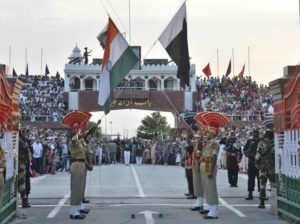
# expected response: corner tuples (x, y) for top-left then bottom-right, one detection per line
(159, 2), (190, 88)
(98, 17), (139, 114)
(97, 23), (108, 49)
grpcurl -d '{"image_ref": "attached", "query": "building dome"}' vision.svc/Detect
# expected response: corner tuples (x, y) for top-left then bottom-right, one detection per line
(69, 44), (83, 60)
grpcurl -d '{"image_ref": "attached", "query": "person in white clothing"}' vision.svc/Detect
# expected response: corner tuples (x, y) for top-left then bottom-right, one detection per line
(32, 139), (43, 174)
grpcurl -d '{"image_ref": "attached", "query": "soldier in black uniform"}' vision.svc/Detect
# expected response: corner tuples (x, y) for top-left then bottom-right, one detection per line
(225, 131), (242, 187)
(243, 129), (260, 200)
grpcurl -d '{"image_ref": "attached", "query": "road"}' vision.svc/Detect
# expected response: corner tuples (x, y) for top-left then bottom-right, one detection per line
(11, 164), (288, 224)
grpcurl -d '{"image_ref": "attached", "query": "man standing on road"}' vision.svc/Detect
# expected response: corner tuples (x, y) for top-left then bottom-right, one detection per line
(225, 131), (242, 187)
(255, 130), (275, 209)
(19, 130), (32, 208)
(190, 131), (205, 211)
(243, 129), (260, 200)
(68, 129), (90, 219)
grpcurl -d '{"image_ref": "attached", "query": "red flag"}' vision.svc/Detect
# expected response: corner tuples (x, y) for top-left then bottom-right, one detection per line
(202, 63), (212, 78)
(225, 60), (231, 77)
(237, 64), (245, 80)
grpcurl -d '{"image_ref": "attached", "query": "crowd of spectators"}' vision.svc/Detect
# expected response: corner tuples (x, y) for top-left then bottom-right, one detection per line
(19, 74), (66, 121)
(195, 76), (273, 121)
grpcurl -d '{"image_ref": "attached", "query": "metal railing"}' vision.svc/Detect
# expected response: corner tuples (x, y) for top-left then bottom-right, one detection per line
(20, 115), (64, 122)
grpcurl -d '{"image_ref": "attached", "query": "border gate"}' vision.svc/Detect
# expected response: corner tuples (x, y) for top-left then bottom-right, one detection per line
(270, 65), (300, 223)
(0, 65), (23, 224)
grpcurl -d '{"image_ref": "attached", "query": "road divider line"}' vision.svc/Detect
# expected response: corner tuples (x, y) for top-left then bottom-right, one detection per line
(219, 197), (247, 217)
(47, 194), (69, 218)
(131, 165), (145, 198)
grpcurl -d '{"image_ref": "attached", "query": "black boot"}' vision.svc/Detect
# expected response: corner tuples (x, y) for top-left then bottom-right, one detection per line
(22, 198), (31, 208)
(245, 191), (253, 200)
(258, 199), (265, 208)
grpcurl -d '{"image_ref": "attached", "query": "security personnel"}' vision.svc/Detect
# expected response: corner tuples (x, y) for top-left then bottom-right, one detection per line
(200, 127), (220, 219)
(190, 131), (204, 211)
(255, 130), (275, 208)
(69, 129), (90, 219)
(0, 145), (6, 208)
(243, 129), (260, 200)
(19, 130), (32, 208)
(225, 131), (242, 187)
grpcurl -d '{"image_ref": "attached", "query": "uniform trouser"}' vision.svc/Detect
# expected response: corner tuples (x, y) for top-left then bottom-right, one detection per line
(259, 169), (275, 199)
(124, 151), (130, 165)
(193, 168), (203, 197)
(70, 162), (86, 205)
(136, 156), (142, 165)
(227, 168), (238, 185)
(110, 152), (116, 164)
(247, 162), (260, 192)
(185, 168), (194, 195)
(201, 163), (218, 205)
(0, 172), (4, 208)
(82, 168), (87, 200)
(18, 163), (27, 199)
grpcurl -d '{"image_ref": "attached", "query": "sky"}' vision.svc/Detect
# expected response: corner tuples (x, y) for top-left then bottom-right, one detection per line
(0, 0), (299, 137)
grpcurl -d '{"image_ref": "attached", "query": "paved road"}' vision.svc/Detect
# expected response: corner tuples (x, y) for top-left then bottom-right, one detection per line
(11, 164), (288, 224)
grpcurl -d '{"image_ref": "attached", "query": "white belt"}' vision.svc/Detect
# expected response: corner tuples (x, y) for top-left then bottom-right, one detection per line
(0, 168), (4, 172)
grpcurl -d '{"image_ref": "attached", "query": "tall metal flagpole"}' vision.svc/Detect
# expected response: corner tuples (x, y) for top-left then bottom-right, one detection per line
(9, 46), (11, 75)
(248, 46), (250, 77)
(129, 0), (131, 45)
(217, 49), (219, 77)
(41, 48), (43, 76)
(232, 48), (235, 76)
(25, 47), (27, 73)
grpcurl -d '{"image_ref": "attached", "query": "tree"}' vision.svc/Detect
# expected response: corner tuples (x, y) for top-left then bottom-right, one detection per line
(86, 121), (102, 140)
(137, 112), (170, 140)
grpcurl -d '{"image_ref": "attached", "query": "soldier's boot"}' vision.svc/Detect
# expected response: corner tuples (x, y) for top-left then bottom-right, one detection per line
(258, 189), (266, 208)
(245, 191), (253, 200)
(22, 198), (31, 208)
(258, 199), (265, 208)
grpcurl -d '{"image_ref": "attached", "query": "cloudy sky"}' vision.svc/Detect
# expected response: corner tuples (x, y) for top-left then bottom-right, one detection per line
(0, 0), (299, 137)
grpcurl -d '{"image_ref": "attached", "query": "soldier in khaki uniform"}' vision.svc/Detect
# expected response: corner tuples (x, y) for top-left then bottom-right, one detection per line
(200, 127), (220, 219)
(69, 129), (90, 219)
(194, 111), (230, 219)
(0, 145), (6, 208)
(190, 131), (205, 211)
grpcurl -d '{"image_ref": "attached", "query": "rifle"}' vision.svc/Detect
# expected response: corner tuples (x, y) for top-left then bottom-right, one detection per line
(83, 119), (101, 171)
(83, 119), (101, 142)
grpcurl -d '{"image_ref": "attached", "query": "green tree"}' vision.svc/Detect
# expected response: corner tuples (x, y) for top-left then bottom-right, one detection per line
(137, 112), (170, 140)
(86, 121), (102, 140)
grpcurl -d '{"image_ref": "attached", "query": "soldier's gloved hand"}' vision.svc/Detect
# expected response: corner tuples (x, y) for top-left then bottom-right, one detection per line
(207, 174), (212, 179)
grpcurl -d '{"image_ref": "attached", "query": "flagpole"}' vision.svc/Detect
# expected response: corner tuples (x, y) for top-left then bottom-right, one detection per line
(248, 46), (250, 77)
(9, 46), (11, 75)
(25, 47), (27, 73)
(41, 48), (43, 76)
(232, 48), (235, 76)
(217, 48), (219, 77)
(128, 0), (131, 45)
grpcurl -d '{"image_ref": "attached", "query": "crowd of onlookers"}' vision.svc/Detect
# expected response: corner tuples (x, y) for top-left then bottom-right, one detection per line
(19, 74), (66, 121)
(195, 76), (273, 121)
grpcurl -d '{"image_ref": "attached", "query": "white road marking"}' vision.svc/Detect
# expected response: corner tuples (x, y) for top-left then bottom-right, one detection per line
(47, 194), (69, 218)
(131, 165), (146, 198)
(219, 197), (247, 217)
(138, 210), (159, 224)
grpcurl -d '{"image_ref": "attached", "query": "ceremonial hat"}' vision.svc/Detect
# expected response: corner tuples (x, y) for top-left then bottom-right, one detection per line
(62, 111), (92, 131)
(194, 112), (230, 134)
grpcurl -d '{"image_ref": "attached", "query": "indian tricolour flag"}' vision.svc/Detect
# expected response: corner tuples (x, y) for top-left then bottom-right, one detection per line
(98, 18), (138, 114)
